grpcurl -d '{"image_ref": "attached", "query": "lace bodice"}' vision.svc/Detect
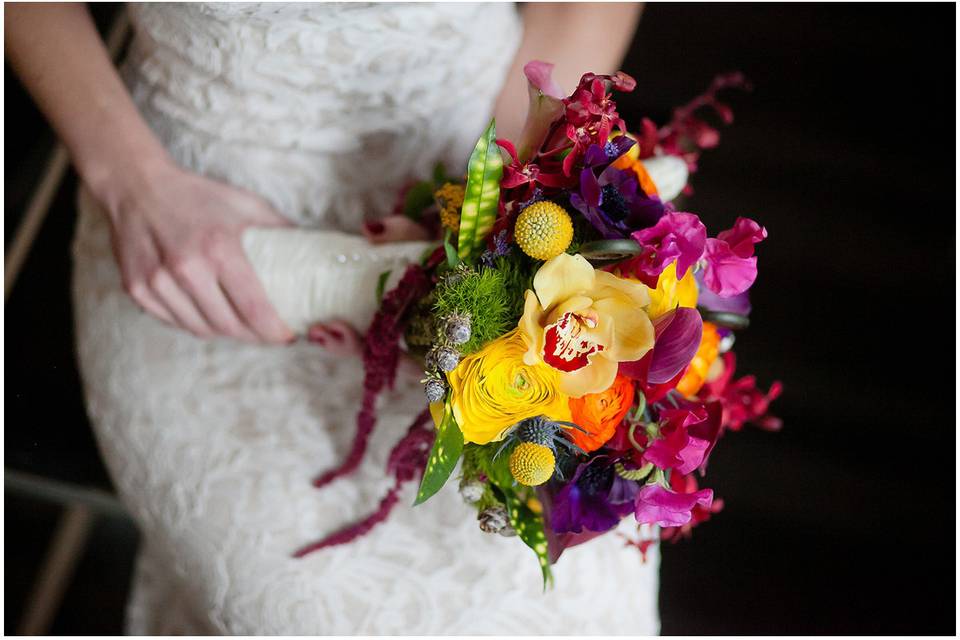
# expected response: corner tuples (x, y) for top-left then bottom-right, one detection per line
(71, 3), (661, 634)
(122, 2), (521, 231)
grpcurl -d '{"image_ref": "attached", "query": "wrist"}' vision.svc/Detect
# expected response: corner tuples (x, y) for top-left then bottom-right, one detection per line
(81, 145), (176, 219)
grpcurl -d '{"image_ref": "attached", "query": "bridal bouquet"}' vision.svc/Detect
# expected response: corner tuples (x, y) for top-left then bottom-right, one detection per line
(299, 62), (781, 586)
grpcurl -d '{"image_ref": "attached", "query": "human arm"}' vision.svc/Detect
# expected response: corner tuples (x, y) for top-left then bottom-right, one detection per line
(5, 3), (294, 343)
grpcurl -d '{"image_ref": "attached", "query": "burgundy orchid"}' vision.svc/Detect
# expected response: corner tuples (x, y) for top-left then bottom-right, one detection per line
(700, 352), (783, 432)
(497, 138), (572, 199)
(534, 71), (636, 177)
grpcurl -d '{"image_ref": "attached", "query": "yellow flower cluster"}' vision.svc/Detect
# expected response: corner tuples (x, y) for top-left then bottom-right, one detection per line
(435, 182), (465, 232)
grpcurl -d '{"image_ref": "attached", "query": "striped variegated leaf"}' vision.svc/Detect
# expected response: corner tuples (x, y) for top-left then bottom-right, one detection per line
(414, 401), (464, 505)
(503, 492), (554, 589)
(457, 120), (502, 262)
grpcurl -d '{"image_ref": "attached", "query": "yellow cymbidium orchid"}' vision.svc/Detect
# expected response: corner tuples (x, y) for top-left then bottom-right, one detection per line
(645, 261), (698, 319)
(519, 253), (655, 398)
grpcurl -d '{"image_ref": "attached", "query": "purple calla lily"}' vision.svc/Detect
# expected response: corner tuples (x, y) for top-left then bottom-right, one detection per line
(647, 307), (704, 384)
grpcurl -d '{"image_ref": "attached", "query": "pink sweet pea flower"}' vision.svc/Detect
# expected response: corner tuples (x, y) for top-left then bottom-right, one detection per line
(701, 217), (767, 297)
(642, 401), (722, 475)
(635, 484), (714, 527)
(660, 472), (725, 542)
(630, 212), (707, 283)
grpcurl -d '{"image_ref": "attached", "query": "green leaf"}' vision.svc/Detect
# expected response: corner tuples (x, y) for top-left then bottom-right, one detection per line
(414, 402), (464, 505)
(503, 491), (554, 589)
(443, 229), (460, 268)
(465, 443), (552, 587)
(468, 442), (514, 490)
(403, 180), (436, 221)
(457, 120), (503, 262)
(374, 270), (392, 304)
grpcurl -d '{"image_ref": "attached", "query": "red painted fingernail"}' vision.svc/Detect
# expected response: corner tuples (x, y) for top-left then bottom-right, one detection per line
(364, 221), (385, 235)
(328, 328), (344, 340)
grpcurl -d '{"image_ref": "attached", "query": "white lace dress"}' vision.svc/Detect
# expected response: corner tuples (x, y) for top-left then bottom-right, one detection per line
(71, 3), (660, 634)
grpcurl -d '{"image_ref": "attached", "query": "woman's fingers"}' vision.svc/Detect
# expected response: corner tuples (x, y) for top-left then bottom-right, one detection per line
(362, 215), (432, 245)
(113, 227), (178, 326)
(171, 259), (257, 342)
(218, 248), (294, 344)
(307, 319), (363, 357)
(148, 268), (215, 338)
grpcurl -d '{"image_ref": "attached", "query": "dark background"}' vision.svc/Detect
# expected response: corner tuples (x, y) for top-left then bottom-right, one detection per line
(5, 3), (955, 634)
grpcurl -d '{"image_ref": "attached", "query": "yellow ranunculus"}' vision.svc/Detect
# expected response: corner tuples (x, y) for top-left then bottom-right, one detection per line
(447, 330), (570, 444)
(645, 261), (698, 319)
(519, 253), (654, 398)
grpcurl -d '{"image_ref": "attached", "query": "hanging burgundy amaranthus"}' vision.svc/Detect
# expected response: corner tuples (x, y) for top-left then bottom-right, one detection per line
(311, 263), (431, 489)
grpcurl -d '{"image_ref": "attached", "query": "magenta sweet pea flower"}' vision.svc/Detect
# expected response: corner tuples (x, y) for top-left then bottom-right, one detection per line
(701, 217), (767, 297)
(643, 402), (723, 475)
(635, 484), (714, 527)
(630, 212), (707, 282)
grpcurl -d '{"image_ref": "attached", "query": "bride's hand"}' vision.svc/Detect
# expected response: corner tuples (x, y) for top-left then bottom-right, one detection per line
(103, 160), (295, 344)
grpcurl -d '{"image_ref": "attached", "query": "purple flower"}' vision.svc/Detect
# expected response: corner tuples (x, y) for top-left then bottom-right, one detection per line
(479, 229), (513, 267)
(701, 217), (767, 297)
(635, 484), (714, 527)
(570, 145), (665, 239)
(550, 457), (637, 534)
(630, 212), (708, 282)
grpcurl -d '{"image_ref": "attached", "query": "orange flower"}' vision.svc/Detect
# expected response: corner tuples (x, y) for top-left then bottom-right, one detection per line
(676, 322), (721, 397)
(568, 374), (636, 452)
(612, 155), (660, 198)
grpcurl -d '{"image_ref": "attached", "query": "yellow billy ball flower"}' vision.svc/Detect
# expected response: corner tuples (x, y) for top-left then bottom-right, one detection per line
(514, 201), (574, 260)
(509, 442), (556, 486)
(447, 330), (571, 444)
